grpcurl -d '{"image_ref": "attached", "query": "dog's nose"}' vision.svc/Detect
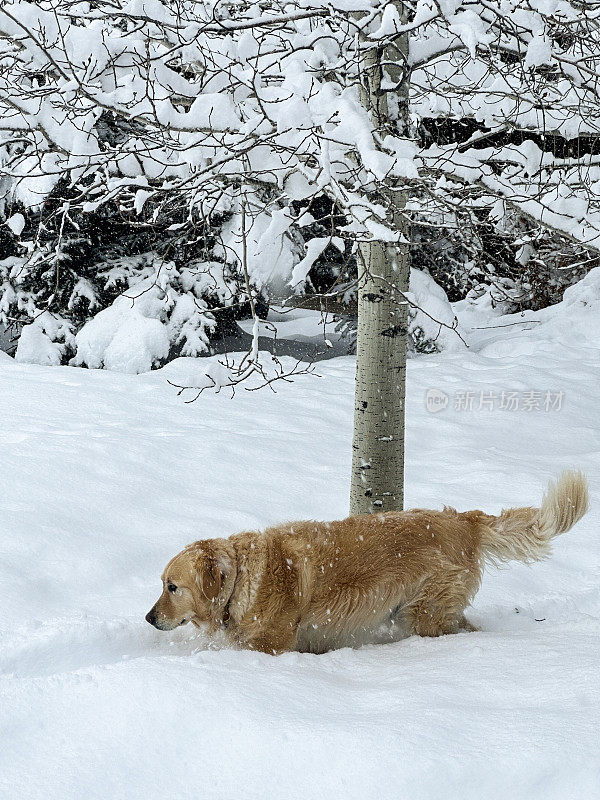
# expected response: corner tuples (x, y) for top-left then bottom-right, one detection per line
(145, 610), (157, 626)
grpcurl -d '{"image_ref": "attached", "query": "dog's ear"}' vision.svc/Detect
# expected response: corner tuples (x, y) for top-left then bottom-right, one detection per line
(194, 542), (230, 602)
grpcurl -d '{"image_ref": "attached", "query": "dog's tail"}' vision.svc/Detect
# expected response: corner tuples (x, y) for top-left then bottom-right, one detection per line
(478, 470), (589, 564)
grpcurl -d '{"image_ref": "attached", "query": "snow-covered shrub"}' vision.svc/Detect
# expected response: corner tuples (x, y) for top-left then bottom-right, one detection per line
(15, 312), (74, 366)
(3, 239), (276, 372)
(410, 204), (596, 313)
(0, 183), (283, 369)
(72, 273), (172, 373)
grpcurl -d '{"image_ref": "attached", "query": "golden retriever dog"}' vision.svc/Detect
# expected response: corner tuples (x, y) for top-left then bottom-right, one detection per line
(146, 470), (588, 654)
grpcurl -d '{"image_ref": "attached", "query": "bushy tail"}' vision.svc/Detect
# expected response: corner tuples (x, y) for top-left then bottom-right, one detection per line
(479, 470), (589, 564)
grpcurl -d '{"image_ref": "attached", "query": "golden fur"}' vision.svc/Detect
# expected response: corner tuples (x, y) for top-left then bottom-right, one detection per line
(146, 470), (588, 654)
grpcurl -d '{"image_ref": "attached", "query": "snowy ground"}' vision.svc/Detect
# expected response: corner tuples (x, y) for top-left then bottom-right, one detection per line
(1, 275), (599, 800)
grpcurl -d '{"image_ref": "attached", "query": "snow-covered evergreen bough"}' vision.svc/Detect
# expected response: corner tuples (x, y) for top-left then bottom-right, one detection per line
(1, 0), (599, 374)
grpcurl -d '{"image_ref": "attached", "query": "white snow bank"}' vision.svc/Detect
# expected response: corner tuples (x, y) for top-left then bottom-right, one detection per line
(1, 274), (599, 799)
(533, 265), (600, 345)
(455, 266), (600, 358)
(237, 305), (342, 342)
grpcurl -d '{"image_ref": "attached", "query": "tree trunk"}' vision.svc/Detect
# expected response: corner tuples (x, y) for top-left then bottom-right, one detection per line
(349, 18), (411, 516)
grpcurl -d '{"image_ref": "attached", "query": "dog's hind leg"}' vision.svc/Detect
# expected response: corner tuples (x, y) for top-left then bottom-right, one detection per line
(405, 603), (465, 637)
(404, 566), (479, 637)
(456, 613), (478, 632)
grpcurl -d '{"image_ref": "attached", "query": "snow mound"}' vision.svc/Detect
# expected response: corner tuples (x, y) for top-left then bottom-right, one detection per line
(1, 340), (599, 800)
(237, 306), (341, 342)
(408, 269), (465, 353)
(15, 312), (73, 366)
(73, 279), (171, 373)
(16, 324), (63, 367)
(536, 265), (600, 345)
(462, 266), (600, 358)
(215, 206), (298, 295)
(2, 315), (600, 799)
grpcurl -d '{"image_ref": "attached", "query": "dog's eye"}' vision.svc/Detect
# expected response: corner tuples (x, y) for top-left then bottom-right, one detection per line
(167, 583), (178, 593)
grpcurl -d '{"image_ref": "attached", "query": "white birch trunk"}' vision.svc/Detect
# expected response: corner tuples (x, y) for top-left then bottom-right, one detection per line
(349, 18), (411, 515)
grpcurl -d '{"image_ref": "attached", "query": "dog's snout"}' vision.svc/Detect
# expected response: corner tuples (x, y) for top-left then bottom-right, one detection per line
(145, 610), (157, 626)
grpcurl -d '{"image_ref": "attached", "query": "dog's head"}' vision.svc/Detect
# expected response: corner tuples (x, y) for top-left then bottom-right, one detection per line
(145, 539), (236, 631)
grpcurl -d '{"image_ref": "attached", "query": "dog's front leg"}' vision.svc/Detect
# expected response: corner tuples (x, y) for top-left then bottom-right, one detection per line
(245, 619), (300, 655)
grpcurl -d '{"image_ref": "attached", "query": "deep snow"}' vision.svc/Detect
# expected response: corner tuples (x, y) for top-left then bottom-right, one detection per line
(1, 277), (599, 800)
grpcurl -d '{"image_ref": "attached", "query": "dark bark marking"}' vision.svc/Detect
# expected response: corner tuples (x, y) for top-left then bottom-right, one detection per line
(381, 323), (407, 338)
(363, 292), (385, 303)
